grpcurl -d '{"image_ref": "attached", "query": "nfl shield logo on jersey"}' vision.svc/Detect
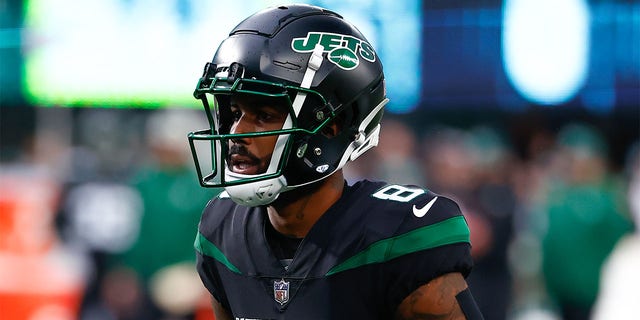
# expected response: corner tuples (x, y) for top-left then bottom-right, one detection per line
(273, 279), (290, 305)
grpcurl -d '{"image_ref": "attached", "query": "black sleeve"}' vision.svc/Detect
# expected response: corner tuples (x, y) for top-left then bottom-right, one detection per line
(383, 242), (474, 309)
(456, 288), (485, 320)
(194, 196), (242, 312)
(355, 184), (475, 310)
(196, 251), (231, 310)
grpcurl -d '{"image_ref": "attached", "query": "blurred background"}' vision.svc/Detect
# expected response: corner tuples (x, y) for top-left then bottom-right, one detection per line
(0, 0), (638, 319)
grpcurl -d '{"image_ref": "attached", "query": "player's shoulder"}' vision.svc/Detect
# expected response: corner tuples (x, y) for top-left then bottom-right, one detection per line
(346, 180), (467, 237)
(348, 180), (463, 220)
(198, 191), (247, 235)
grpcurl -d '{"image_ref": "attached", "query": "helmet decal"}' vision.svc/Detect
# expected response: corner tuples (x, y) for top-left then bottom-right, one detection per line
(291, 32), (376, 70)
(328, 48), (359, 70)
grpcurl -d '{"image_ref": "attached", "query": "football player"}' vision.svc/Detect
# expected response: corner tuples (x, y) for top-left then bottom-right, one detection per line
(188, 4), (483, 319)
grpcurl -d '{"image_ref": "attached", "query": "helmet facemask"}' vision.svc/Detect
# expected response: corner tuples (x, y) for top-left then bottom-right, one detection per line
(188, 58), (337, 206)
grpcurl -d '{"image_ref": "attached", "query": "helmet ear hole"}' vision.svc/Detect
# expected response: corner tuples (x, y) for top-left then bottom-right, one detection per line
(321, 121), (339, 138)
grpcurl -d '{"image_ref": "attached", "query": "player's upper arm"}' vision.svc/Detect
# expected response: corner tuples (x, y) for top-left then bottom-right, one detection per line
(210, 295), (233, 320)
(394, 272), (470, 320)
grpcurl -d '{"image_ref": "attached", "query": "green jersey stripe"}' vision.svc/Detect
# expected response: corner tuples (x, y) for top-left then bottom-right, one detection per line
(195, 232), (242, 274)
(326, 215), (470, 276)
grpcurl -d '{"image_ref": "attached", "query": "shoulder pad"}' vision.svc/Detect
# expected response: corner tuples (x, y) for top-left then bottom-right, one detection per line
(365, 183), (467, 236)
(369, 183), (461, 218)
(198, 194), (242, 236)
(326, 182), (471, 276)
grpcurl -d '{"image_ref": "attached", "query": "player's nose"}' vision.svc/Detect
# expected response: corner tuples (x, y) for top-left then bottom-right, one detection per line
(230, 116), (253, 144)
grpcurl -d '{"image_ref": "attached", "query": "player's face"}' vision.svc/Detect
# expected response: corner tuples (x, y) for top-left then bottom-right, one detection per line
(227, 94), (288, 175)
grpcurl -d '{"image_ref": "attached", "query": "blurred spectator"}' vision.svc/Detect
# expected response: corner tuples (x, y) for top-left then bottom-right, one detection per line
(420, 127), (476, 196)
(101, 109), (220, 320)
(55, 109), (147, 320)
(420, 126), (515, 320)
(0, 115), (89, 320)
(465, 126), (518, 320)
(507, 126), (560, 319)
(539, 123), (633, 320)
(371, 118), (426, 186)
(591, 142), (640, 319)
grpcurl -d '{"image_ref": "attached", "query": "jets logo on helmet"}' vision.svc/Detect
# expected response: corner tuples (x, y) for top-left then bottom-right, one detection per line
(291, 32), (376, 70)
(328, 48), (359, 70)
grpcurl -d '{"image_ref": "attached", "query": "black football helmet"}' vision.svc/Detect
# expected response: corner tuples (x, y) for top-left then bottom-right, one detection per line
(188, 4), (388, 206)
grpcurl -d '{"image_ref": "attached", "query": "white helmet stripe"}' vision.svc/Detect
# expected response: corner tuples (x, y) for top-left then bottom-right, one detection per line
(291, 44), (324, 116)
(266, 44), (325, 173)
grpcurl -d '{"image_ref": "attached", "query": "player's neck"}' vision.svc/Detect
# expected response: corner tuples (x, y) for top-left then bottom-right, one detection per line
(266, 171), (345, 238)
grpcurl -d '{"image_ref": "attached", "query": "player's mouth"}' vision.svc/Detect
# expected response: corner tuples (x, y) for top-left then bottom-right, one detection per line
(229, 154), (262, 175)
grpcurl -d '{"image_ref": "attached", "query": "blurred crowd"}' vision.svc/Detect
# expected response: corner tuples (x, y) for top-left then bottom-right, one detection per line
(0, 107), (637, 320)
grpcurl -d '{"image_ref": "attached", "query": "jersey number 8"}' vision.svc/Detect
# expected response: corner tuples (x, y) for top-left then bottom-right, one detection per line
(372, 185), (425, 203)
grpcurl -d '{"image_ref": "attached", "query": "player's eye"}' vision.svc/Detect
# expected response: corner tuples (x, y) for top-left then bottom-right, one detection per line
(256, 110), (275, 122)
(230, 107), (242, 122)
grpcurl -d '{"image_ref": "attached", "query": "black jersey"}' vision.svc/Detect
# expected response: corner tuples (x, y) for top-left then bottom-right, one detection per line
(195, 180), (473, 319)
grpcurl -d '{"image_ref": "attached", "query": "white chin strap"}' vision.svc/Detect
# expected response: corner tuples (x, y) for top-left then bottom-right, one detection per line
(225, 44), (325, 206)
(224, 175), (287, 206)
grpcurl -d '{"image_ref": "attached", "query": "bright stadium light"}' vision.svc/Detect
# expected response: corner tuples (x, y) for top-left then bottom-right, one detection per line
(23, 0), (420, 112)
(502, 0), (590, 106)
